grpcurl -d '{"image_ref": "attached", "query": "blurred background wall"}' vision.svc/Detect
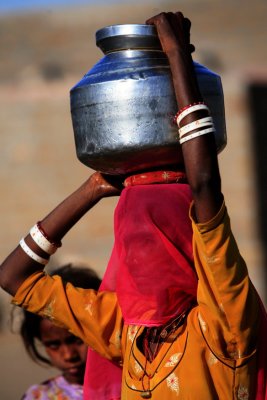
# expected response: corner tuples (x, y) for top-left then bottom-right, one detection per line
(0, 0), (266, 398)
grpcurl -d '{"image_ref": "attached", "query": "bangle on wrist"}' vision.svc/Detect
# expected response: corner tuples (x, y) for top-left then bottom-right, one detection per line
(173, 101), (205, 124)
(179, 116), (214, 138)
(19, 238), (49, 265)
(179, 126), (215, 145)
(36, 221), (62, 248)
(174, 102), (210, 127)
(30, 224), (58, 255)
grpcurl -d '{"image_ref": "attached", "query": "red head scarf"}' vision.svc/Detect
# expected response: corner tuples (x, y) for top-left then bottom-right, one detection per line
(84, 182), (198, 399)
(114, 183), (197, 325)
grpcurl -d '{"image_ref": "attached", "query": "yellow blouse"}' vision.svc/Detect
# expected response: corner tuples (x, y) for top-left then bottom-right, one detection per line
(13, 203), (260, 399)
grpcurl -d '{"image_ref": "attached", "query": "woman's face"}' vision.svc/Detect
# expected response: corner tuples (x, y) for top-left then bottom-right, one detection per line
(39, 318), (87, 384)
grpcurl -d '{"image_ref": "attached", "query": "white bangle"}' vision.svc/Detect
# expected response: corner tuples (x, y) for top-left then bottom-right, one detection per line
(179, 127), (215, 145)
(30, 224), (57, 255)
(19, 238), (49, 265)
(179, 116), (214, 138)
(177, 104), (210, 127)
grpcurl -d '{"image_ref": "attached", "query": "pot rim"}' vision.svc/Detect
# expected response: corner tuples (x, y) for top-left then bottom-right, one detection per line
(96, 24), (158, 42)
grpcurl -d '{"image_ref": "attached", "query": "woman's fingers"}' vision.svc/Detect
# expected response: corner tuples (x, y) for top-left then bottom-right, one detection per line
(146, 11), (195, 53)
(146, 12), (195, 54)
(145, 12), (165, 26)
(146, 13), (180, 53)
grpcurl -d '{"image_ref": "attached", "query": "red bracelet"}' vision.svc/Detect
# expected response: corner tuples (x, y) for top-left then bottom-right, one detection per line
(173, 102), (205, 124)
(36, 221), (62, 248)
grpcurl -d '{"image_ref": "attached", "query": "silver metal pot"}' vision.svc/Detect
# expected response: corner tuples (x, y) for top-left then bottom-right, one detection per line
(70, 24), (226, 175)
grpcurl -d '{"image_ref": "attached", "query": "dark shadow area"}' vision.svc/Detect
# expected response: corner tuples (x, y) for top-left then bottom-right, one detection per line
(247, 81), (267, 303)
(40, 62), (64, 81)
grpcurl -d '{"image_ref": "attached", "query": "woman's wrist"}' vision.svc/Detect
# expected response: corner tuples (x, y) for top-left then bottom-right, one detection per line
(81, 175), (103, 204)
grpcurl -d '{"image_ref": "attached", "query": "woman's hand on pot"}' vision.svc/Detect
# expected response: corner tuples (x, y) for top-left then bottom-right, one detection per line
(146, 12), (194, 57)
(89, 172), (123, 199)
(147, 11), (200, 110)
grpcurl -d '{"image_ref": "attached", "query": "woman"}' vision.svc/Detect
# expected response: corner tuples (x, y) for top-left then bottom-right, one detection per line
(0, 11), (266, 400)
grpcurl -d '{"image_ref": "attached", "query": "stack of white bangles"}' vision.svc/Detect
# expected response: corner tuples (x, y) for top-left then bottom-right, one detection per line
(19, 222), (61, 265)
(175, 102), (216, 144)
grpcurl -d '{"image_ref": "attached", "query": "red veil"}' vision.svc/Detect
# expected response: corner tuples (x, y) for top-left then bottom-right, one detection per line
(84, 182), (197, 399)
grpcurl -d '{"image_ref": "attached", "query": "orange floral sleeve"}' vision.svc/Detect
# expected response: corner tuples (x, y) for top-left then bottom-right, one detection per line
(190, 201), (260, 362)
(12, 272), (123, 362)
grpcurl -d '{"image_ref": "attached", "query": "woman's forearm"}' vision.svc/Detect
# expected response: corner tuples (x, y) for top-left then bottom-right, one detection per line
(39, 175), (104, 242)
(168, 49), (223, 221)
(0, 173), (121, 296)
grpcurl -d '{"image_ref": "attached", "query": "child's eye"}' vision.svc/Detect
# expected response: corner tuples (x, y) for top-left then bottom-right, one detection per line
(44, 341), (60, 350)
(74, 337), (84, 345)
(65, 336), (83, 345)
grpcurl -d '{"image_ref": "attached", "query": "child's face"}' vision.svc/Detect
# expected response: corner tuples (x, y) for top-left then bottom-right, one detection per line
(39, 318), (87, 384)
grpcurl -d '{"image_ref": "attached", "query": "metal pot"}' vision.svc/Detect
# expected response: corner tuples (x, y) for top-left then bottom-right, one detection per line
(70, 24), (226, 175)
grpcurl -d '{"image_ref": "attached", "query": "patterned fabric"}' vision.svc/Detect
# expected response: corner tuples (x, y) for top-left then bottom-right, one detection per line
(122, 315), (256, 399)
(13, 203), (266, 399)
(123, 171), (187, 187)
(21, 375), (83, 400)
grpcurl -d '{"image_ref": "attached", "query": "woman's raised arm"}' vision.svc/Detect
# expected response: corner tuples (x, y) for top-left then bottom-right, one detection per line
(147, 12), (223, 222)
(0, 172), (122, 296)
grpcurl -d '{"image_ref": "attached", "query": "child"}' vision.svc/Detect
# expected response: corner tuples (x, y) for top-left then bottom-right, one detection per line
(0, 11), (266, 400)
(17, 265), (101, 399)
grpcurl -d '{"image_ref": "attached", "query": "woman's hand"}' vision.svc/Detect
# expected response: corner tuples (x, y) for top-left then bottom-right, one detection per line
(146, 12), (194, 58)
(89, 172), (123, 200)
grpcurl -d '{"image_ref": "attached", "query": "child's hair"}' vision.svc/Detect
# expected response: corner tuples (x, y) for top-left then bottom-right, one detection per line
(18, 264), (101, 366)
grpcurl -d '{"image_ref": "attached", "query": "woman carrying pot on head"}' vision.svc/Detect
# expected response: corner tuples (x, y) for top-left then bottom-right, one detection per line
(0, 11), (266, 400)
